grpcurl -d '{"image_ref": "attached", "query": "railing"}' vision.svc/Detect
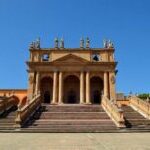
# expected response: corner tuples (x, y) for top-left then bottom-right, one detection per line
(129, 96), (150, 119)
(102, 95), (125, 127)
(0, 96), (17, 114)
(15, 94), (41, 128)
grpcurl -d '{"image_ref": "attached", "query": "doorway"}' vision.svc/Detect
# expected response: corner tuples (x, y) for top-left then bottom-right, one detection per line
(90, 76), (103, 104)
(44, 91), (51, 103)
(40, 77), (53, 103)
(64, 75), (80, 104)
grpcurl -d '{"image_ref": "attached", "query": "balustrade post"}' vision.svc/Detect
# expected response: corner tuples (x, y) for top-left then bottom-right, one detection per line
(15, 109), (22, 128)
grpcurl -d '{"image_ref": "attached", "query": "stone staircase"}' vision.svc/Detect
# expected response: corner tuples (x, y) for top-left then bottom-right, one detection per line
(23, 104), (118, 132)
(122, 105), (150, 130)
(1, 104), (150, 132)
(0, 106), (17, 130)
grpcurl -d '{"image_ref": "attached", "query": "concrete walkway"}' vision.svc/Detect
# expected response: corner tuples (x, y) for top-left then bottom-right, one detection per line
(0, 133), (150, 150)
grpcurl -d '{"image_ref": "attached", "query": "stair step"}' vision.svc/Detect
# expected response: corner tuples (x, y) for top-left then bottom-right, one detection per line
(41, 105), (104, 112)
(37, 112), (110, 119)
(122, 106), (150, 129)
(31, 119), (114, 126)
(126, 119), (150, 125)
(124, 115), (145, 119)
(28, 124), (117, 128)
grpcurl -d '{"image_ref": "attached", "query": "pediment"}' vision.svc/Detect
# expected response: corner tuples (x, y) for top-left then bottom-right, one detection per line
(52, 54), (89, 64)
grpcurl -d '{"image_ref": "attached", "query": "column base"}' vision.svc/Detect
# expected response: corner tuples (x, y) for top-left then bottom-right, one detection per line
(51, 101), (58, 105)
(85, 102), (92, 105)
(80, 102), (85, 104)
(58, 102), (64, 105)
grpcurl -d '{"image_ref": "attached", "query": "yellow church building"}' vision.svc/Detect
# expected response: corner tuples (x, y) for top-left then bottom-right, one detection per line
(0, 38), (150, 132)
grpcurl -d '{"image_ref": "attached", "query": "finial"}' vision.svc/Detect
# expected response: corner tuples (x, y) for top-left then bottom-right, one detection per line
(86, 37), (90, 48)
(60, 38), (64, 48)
(80, 37), (84, 48)
(54, 37), (59, 48)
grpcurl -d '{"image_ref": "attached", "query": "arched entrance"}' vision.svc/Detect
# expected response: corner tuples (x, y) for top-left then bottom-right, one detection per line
(40, 77), (53, 103)
(90, 76), (103, 104)
(64, 75), (80, 104)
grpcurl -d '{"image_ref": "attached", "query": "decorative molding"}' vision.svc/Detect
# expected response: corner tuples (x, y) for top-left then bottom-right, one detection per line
(29, 75), (34, 84)
(111, 75), (116, 84)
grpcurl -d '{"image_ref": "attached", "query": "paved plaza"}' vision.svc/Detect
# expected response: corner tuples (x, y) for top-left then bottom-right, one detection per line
(0, 133), (150, 150)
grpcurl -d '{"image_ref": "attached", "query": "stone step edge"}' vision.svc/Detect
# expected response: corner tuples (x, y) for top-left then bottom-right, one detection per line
(40, 112), (106, 114)
(34, 119), (113, 122)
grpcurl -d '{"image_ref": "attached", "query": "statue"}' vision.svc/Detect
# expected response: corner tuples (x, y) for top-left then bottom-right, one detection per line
(80, 37), (84, 48)
(54, 37), (59, 48)
(108, 40), (114, 48)
(36, 37), (40, 49)
(60, 38), (64, 48)
(29, 42), (34, 49)
(103, 39), (108, 48)
(86, 37), (90, 48)
(29, 37), (40, 49)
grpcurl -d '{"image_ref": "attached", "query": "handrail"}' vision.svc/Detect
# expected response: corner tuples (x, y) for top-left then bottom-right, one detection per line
(102, 95), (125, 127)
(15, 94), (41, 128)
(0, 96), (17, 114)
(129, 95), (150, 119)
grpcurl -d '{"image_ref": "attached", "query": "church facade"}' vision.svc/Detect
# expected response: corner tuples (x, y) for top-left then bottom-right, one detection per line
(1, 38), (150, 132)
(27, 38), (117, 105)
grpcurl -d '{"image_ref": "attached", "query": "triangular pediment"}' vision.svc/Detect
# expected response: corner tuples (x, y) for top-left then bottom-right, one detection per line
(52, 54), (89, 64)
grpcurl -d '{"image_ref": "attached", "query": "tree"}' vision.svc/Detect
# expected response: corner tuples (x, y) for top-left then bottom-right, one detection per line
(138, 93), (150, 100)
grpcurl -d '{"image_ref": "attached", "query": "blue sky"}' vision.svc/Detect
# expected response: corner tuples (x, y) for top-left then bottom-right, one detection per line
(0, 0), (150, 94)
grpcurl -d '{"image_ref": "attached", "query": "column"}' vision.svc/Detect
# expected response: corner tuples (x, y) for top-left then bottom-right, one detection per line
(52, 71), (58, 104)
(58, 72), (63, 104)
(80, 72), (84, 104)
(86, 71), (91, 104)
(104, 72), (108, 97)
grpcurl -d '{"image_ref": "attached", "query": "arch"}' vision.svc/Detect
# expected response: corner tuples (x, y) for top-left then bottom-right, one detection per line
(64, 75), (80, 104)
(40, 77), (53, 103)
(90, 76), (103, 104)
(63, 73), (80, 80)
(20, 96), (27, 107)
(90, 73), (103, 80)
(11, 95), (20, 105)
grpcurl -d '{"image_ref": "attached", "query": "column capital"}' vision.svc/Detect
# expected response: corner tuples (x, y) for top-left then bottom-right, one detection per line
(53, 69), (58, 72)
(80, 71), (84, 73)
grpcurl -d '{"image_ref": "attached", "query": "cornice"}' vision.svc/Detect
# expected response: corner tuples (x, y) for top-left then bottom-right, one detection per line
(29, 48), (115, 52)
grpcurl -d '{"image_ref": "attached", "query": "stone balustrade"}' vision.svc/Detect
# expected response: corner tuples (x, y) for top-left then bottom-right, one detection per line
(15, 94), (41, 128)
(129, 96), (150, 119)
(0, 96), (17, 114)
(102, 95), (125, 127)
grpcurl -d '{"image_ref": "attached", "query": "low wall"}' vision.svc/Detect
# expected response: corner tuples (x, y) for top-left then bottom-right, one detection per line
(0, 89), (27, 105)
(116, 99), (129, 106)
